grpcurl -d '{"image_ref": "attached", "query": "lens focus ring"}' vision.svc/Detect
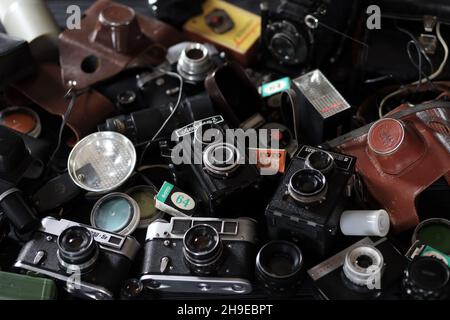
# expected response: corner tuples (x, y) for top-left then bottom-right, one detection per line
(288, 168), (327, 204)
(57, 226), (99, 273)
(255, 241), (304, 292)
(183, 224), (223, 275)
(203, 142), (241, 177)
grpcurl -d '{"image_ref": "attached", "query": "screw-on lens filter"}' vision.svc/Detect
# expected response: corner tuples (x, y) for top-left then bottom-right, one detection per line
(91, 192), (140, 235)
(412, 218), (450, 255)
(126, 185), (163, 229)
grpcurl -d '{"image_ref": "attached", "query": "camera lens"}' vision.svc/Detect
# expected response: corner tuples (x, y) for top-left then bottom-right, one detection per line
(343, 245), (384, 288)
(203, 142), (241, 177)
(267, 21), (308, 65)
(288, 169), (327, 203)
(57, 226), (98, 272)
(183, 224), (223, 275)
(177, 43), (214, 83)
(186, 48), (205, 60)
(256, 241), (303, 292)
(403, 256), (450, 300)
(305, 150), (334, 174)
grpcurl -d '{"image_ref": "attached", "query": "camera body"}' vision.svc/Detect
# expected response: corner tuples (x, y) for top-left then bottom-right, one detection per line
(307, 237), (408, 300)
(14, 217), (140, 300)
(140, 216), (258, 294)
(260, 0), (354, 75)
(265, 145), (355, 256)
(98, 93), (216, 144)
(173, 117), (261, 216)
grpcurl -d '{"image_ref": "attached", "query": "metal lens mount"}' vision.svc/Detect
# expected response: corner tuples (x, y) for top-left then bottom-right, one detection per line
(305, 150), (334, 174)
(57, 226), (99, 273)
(183, 224), (223, 275)
(288, 168), (327, 204)
(343, 245), (384, 287)
(177, 43), (214, 83)
(203, 142), (241, 177)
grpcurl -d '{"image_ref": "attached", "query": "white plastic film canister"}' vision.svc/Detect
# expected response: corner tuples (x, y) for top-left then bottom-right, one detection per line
(340, 209), (390, 237)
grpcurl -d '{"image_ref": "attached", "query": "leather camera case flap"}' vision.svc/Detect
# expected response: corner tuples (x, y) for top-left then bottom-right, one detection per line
(337, 103), (450, 232)
(59, 0), (184, 89)
(11, 63), (115, 145)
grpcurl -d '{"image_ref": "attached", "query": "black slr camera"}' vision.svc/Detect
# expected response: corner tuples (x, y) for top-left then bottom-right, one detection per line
(14, 217), (140, 300)
(140, 216), (258, 294)
(265, 145), (355, 256)
(173, 116), (261, 216)
(260, 0), (354, 75)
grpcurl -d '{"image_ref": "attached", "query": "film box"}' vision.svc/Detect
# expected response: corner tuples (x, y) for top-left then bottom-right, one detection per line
(183, 0), (261, 66)
(155, 181), (197, 217)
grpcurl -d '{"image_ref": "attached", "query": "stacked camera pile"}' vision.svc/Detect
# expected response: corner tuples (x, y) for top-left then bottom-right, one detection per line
(0, 0), (449, 300)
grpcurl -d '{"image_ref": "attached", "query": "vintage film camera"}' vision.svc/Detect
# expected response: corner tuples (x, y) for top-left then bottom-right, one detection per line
(307, 237), (407, 300)
(140, 216), (258, 294)
(265, 145), (356, 256)
(14, 217), (140, 300)
(172, 116), (261, 216)
(98, 93), (216, 144)
(260, 0), (354, 75)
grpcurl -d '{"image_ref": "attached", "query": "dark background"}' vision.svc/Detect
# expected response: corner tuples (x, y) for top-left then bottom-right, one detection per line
(49, 0), (261, 25)
(0, 1), (264, 31)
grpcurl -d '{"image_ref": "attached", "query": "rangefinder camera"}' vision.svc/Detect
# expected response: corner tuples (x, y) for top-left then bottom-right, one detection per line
(140, 217), (258, 294)
(14, 217), (140, 300)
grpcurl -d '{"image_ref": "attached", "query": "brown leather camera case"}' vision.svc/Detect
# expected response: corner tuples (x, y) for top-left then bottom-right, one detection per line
(337, 104), (450, 232)
(59, 0), (183, 89)
(11, 63), (115, 145)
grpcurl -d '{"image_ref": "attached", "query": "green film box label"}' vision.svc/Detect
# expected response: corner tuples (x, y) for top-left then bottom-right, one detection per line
(155, 181), (196, 217)
(260, 77), (291, 98)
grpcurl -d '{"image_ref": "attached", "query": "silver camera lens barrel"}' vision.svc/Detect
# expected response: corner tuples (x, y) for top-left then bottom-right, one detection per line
(57, 226), (100, 273)
(203, 142), (241, 177)
(288, 168), (327, 204)
(305, 150), (334, 174)
(58, 246), (99, 274)
(177, 43), (214, 83)
(343, 245), (384, 287)
(183, 224), (224, 274)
